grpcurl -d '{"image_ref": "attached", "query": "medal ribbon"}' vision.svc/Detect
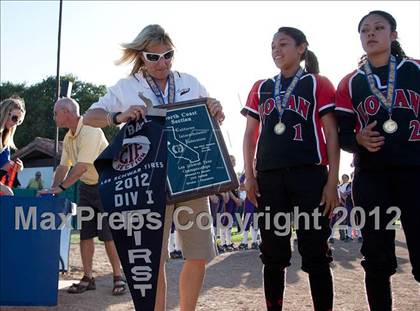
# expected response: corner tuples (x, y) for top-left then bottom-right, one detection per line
(363, 55), (397, 117)
(274, 67), (304, 123)
(144, 71), (175, 105)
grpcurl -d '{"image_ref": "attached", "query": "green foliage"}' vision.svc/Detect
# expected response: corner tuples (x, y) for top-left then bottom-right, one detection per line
(0, 75), (119, 148)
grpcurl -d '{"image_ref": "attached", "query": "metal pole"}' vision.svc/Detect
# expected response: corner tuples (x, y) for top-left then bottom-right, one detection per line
(54, 0), (63, 169)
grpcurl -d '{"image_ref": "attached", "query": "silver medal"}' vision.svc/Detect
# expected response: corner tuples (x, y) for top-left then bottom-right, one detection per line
(274, 122), (286, 135)
(383, 118), (398, 134)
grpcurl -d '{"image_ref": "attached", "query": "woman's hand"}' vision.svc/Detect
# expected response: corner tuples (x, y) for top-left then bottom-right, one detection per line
(356, 121), (385, 152)
(118, 105), (147, 123)
(206, 98), (225, 125)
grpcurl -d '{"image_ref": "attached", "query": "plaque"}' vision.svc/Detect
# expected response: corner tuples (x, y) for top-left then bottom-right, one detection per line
(157, 98), (239, 204)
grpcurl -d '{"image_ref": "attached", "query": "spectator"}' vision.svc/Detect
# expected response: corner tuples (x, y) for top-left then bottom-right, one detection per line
(0, 96), (25, 195)
(26, 171), (45, 190)
(40, 97), (126, 296)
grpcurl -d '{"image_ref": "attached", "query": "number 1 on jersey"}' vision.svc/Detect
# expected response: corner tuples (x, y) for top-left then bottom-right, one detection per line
(293, 123), (303, 141)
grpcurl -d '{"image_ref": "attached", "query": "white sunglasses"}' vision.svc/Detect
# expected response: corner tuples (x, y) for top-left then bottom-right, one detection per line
(142, 49), (174, 62)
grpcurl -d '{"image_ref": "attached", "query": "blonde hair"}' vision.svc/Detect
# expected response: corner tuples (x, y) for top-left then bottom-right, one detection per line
(0, 96), (26, 151)
(116, 24), (175, 76)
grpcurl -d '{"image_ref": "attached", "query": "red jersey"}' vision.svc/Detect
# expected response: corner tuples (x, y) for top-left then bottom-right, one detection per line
(242, 73), (335, 171)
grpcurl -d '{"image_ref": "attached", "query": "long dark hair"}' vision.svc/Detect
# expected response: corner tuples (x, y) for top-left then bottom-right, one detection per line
(276, 27), (319, 74)
(357, 10), (407, 66)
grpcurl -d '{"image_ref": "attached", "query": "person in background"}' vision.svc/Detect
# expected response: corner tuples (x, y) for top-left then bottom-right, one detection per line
(221, 189), (242, 252)
(0, 96), (25, 195)
(168, 223), (183, 259)
(238, 160), (259, 250)
(337, 174), (351, 241)
(346, 172), (362, 242)
(41, 97), (126, 296)
(209, 193), (224, 253)
(26, 171), (44, 190)
(218, 155), (242, 252)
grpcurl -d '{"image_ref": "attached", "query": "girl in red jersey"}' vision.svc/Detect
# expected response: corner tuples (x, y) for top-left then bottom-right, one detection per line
(242, 27), (339, 311)
(335, 10), (420, 311)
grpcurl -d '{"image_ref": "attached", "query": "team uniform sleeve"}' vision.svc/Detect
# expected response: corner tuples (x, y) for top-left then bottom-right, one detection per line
(335, 72), (361, 153)
(240, 80), (263, 120)
(315, 75), (336, 118)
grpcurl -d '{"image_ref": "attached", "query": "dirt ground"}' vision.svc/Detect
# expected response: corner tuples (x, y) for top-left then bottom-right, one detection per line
(3, 229), (419, 311)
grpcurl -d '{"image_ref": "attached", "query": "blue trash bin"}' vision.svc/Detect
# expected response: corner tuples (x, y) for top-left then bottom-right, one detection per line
(0, 196), (71, 306)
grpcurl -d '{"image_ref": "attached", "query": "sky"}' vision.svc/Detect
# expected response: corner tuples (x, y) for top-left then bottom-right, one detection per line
(1, 1), (419, 177)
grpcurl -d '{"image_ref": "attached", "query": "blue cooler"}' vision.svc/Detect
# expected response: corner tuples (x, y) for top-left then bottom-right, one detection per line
(0, 196), (71, 306)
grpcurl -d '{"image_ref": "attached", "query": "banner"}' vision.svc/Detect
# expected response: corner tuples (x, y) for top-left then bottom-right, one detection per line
(95, 108), (167, 311)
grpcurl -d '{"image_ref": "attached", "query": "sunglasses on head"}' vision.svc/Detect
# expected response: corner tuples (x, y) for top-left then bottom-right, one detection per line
(9, 114), (23, 125)
(142, 49), (174, 62)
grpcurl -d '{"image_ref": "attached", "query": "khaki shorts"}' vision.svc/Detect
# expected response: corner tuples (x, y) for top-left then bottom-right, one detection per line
(161, 196), (217, 263)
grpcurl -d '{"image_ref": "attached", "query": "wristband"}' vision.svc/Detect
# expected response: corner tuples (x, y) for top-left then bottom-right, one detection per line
(58, 183), (66, 191)
(112, 112), (122, 125)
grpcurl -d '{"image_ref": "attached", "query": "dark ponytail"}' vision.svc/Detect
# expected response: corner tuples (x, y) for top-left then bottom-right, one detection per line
(304, 50), (319, 74)
(357, 10), (408, 66)
(277, 27), (320, 74)
(391, 40), (406, 59)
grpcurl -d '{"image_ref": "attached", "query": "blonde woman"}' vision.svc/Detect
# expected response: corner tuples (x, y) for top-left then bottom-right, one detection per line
(84, 24), (225, 311)
(0, 97), (25, 195)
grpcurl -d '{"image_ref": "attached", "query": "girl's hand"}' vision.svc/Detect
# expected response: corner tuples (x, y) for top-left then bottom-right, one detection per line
(320, 181), (339, 216)
(245, 175), (260, 207)
(356, 121), (385, 152)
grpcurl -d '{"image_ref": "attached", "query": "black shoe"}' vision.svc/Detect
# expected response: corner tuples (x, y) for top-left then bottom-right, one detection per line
(174, 250), (183, 259)
(251, 242), (259, 250)
(328, 237), (335, 244)
(225, 243), (237, 252)
(238, 243), (248, 250)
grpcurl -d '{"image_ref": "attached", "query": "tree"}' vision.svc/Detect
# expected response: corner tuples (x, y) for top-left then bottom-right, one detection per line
(0, 75), (118, 148)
